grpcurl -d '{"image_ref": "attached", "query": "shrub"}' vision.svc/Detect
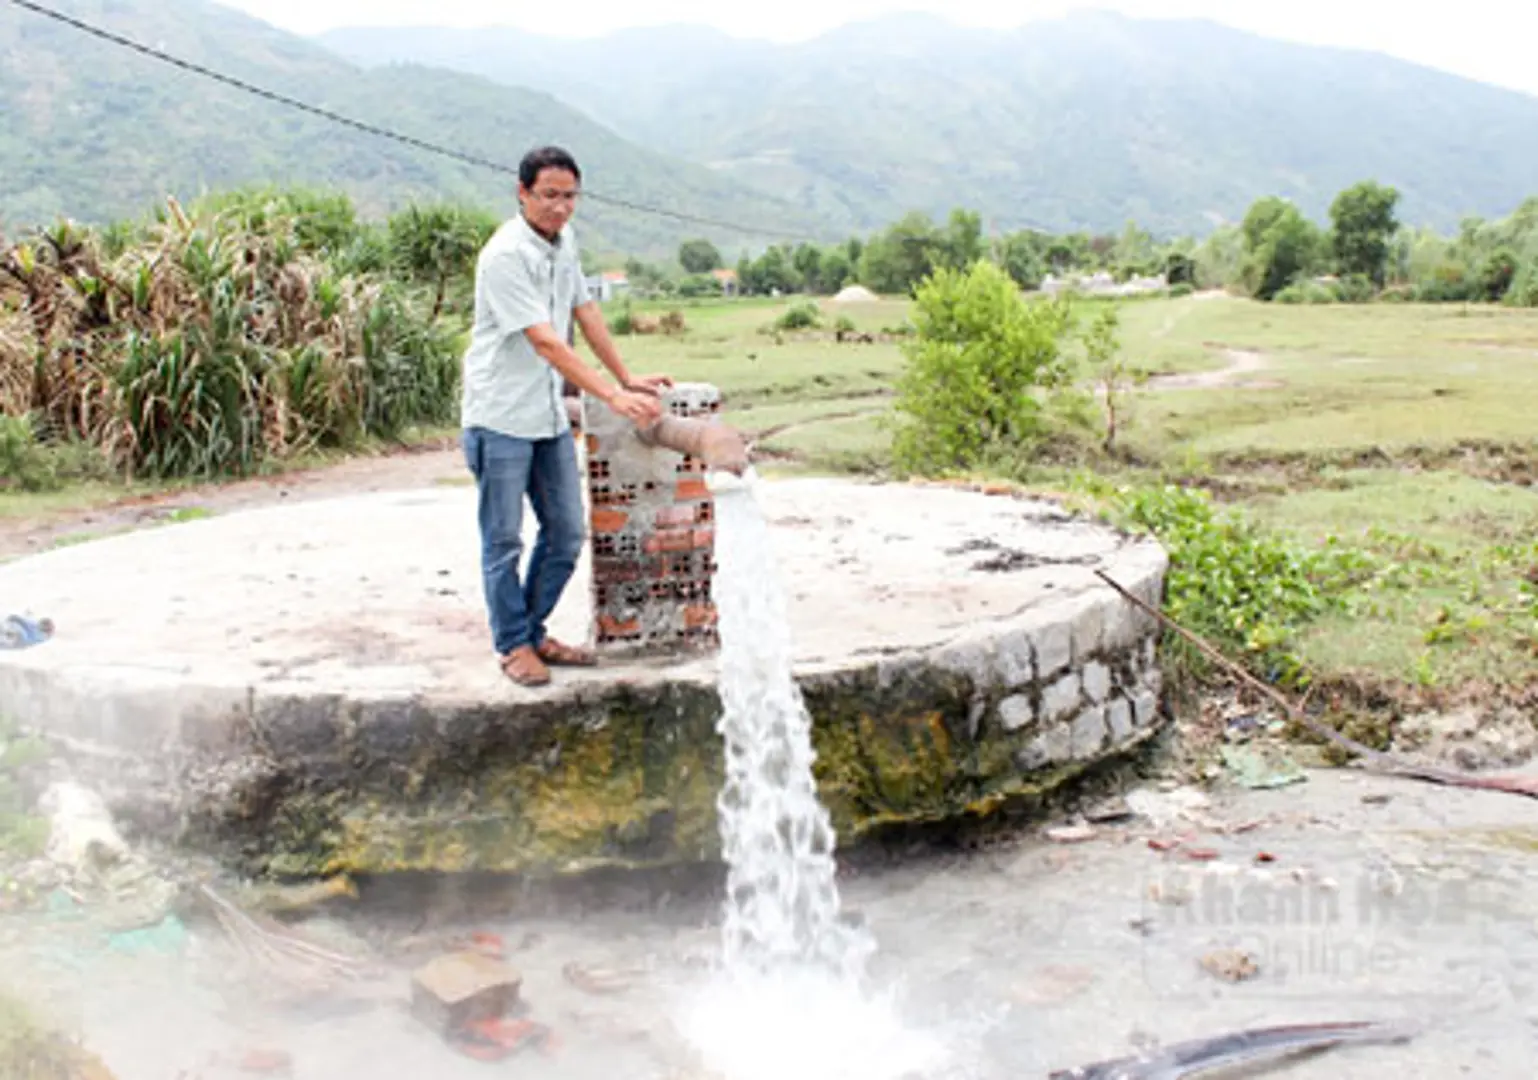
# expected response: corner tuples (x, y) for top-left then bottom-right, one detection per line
(1504, 261), (1538, 308)
(0, 415), (59, 492)
(1334, 273), (1375, 303)
(887, 260), (1075, 475)
(1168, 282), (1195, 298)
(1274, 280), (1338, 305)
(774, 300), (822, 331)
(609, 302), (636, 335)
(1107, 484), (1372, 687)
(676, 274), (722, 299)
(1480, 248), (1520, 302)
(0, 195), (460, 481)
(1416, 263), (1478, 303)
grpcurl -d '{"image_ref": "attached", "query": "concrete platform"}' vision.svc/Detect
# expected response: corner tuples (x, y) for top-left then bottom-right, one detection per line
(0, 477), (1168, 879)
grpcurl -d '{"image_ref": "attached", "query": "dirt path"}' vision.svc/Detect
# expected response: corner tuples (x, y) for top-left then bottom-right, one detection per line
(1144, 348), (1279, 391)
(750, 404), (891, 444)
(0, 442), (466, 562)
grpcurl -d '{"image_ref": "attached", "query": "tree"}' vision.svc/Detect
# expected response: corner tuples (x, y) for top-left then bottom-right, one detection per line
(743, 245), (799, 295)
(677, 238), (723, 274)
(1193, 225), (1245, 290)
(816, 248), (853, 294)
(936, 209), (984, 272)
(859, 212), (941, 294)
(1239, 197), (1323, 301)
(1480, 248), (1520, 302)
(995, 231), (1046, 290)
(1329, 181), (1400, 286)
(887, 260), (1075, 475)
(792, 243), (824, 291)
(385, 202), (498, 319)
(624, 257), (672, 295)
(1164, 251), (1196, 287)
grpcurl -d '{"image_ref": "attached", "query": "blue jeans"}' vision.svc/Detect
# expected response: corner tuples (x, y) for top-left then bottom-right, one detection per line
(461, 426), (586, 656)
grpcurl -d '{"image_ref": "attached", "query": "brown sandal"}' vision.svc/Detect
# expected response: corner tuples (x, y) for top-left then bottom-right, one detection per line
(501, 646), (551, 686)
(536, 637), (598, 667)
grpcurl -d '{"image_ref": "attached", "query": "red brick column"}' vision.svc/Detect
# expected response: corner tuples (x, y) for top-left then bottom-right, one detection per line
(583, 383), (723, 657)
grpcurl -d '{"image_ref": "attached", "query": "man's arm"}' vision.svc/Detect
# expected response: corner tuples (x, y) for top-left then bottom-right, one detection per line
(524, 323), (653, 420)
(574, 300), (675, 395)
(573, 300), (632, 386)
(480, 251), (659, 424)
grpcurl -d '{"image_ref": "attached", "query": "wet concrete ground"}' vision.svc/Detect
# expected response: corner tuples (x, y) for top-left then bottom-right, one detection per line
(4, 763), (1536, 1079)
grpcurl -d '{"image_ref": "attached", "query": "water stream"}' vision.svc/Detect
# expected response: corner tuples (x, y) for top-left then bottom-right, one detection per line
(678, 471), (956, 1080)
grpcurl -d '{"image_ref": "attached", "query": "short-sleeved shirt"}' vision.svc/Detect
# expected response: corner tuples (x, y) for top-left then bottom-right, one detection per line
(460, 214), (593, 440)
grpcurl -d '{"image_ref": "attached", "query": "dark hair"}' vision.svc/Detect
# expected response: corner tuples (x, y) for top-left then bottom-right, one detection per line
(519, 146), (582, 190)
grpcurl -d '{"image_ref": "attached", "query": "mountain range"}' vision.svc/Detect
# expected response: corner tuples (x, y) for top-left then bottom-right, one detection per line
(0, 0), (821, 257)
(5, 1), (1538, 261)
(319, 11), (1538, 239)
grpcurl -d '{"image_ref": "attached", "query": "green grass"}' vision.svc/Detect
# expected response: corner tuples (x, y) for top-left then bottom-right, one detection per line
(15, 290), (1538, 696)
(593, 293), (1538, 694)
(1111, 300), (1538, 458)
(603, 296), (911, 408)
(1246, 471), (1538, 687)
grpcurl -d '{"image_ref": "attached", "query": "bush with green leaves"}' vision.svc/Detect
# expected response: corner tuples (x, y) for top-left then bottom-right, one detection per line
(0, 415), (60, 493)
(0, 414), (108, 493)
(887, 260), (1077, 475)
(774, 300), (823, 331)
(1505, 261), (1538, 307)
(1107, 484), (1373, 687)
(1333, 273), (1376, 303)
(609, 301), (637, 335)
(1274, 280), (1339, 305)
(1, 193), (461, 481)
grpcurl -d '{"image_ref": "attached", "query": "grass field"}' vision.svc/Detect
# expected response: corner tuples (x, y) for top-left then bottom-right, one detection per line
(606, 292), (1538, 696)
(6, 289), (1535, 699)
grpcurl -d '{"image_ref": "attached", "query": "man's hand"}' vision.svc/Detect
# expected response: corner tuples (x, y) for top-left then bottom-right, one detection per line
(624, 373), (674, 395)
(607, 388), (664, 426)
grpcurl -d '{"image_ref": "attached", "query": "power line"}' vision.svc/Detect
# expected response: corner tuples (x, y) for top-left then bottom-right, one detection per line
(7, 0), (817, 241)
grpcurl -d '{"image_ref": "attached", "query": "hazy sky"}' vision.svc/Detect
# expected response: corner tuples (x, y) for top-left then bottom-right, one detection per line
(215, 2), (1536, 97)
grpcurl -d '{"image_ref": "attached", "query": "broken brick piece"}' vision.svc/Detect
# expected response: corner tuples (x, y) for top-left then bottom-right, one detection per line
(591, 509), (628, 534)
(410, 950), (523, 1037)
(453, 1018), (557, 1061)
(598, 615), (641, 638)
(674, 478), (709, 501)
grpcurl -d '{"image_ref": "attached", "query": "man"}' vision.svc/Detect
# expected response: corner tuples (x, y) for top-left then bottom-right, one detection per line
(460, 145), (671, 687)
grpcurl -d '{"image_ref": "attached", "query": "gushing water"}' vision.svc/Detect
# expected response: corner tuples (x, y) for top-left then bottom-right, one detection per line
(678, 471), (952, 1080)
(709, 473), (871, 982)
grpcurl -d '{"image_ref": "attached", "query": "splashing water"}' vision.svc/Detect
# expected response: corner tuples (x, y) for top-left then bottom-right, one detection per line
(709, 473), (870, 982)
(678, 471), (953, 1080)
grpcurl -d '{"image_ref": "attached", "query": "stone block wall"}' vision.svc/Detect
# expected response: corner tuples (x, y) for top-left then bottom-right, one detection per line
(915, 573), (1168, 792)
(582, 382), (723, 657)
